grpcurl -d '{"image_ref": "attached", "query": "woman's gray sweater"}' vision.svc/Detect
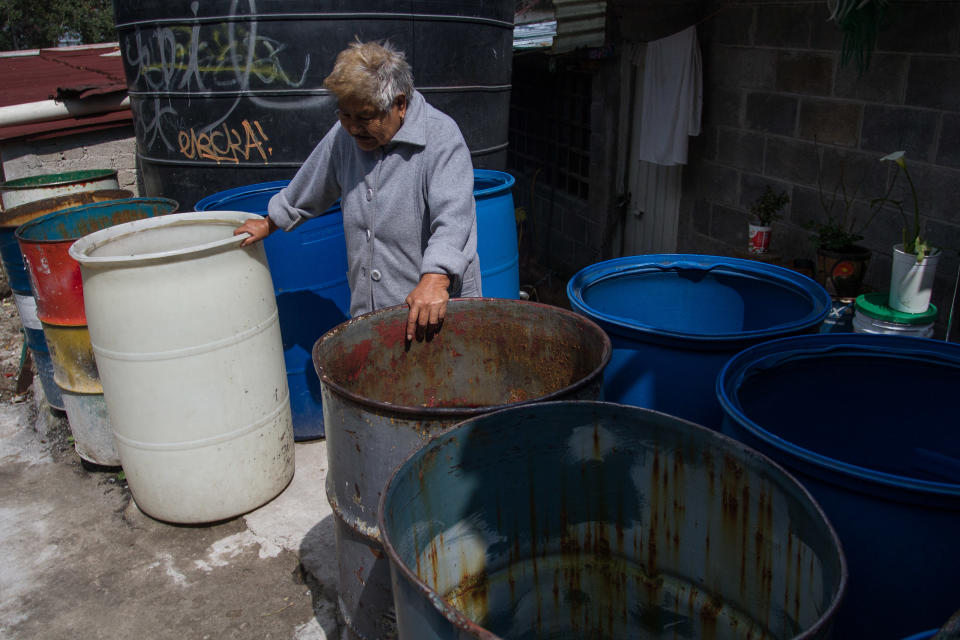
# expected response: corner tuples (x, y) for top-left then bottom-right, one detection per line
(267, 90), (481, 317)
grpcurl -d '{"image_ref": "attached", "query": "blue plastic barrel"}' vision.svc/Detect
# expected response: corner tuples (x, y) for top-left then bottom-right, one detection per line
(195, 172), (520, 440)
(567, 255), (831, 429)
(473, 169), (519, 299)
(717, 334), (960, 640)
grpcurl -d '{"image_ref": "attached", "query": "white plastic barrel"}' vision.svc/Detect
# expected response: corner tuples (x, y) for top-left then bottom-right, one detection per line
(69, 211), (294, 523)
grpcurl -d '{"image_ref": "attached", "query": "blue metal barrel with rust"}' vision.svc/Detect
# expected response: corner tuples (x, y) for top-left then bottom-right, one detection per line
(313, 298), (611, 640)
(380, 400), (848, 640)
(718, 334), (960, 640)
(568, 254), (830, 429)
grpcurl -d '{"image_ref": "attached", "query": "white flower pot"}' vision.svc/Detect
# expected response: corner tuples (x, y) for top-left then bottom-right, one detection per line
(748, 224), (771, 253)
(889, 243), (940, 313)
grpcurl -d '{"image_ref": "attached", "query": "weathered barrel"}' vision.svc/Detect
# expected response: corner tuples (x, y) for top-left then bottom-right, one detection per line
(70, 211), (294, 523)
(0, 169), (119, 210)
(313, 299), (611, 639)
(16, 197), (178, 465)
(0, 190), (132, 410)
(380, 400), (848, 640)
(718, 333), (960, 640)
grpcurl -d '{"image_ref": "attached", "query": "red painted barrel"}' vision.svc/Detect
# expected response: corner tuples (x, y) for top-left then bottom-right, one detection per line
(15, 198), (178, 325)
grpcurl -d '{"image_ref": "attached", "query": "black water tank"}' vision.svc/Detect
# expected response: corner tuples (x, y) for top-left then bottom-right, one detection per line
(113, 1), (514, 207)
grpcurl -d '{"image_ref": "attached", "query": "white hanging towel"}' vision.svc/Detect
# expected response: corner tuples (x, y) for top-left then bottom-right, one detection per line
(636, 25), (702, 166)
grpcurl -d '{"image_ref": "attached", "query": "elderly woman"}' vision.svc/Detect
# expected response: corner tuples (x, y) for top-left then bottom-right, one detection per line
(235, 40), (481, 341)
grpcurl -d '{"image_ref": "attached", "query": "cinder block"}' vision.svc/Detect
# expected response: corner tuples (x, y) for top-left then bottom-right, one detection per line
(756, 4), (813, 48)
(711, 203), (750, 244)
(710, 6), (754, 47)
(937, 114), (960, 169)
(708, 45), (776, 90)
(706, 87), (742, 128)
(717, 129), (765, 172)
(877, 3), (960, 54)
(906, 57), (960, 111)
(834, 53), (908, 103)
(776, 52), (834, 96)
(860, 105), (938, 158)
(699, 162), (740, 206)
(746, 92), (798, 136)
(764, 138), (819, 185)
(798, 98), (861, 146)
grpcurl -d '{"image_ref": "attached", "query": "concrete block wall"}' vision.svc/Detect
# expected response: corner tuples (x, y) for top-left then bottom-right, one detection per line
(683, 0), (960, 332)
(1, 126), (140, 198)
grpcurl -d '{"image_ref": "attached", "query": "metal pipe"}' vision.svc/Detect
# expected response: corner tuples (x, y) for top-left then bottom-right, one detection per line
(0, 94), (130, 128)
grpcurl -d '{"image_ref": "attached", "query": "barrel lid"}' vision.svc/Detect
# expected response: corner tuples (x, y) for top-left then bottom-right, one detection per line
(855, 292), (938, 324)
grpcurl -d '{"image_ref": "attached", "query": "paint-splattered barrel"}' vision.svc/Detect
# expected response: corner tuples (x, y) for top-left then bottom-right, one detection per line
(0, 169), (120, 210)
(0, 190), (132, 410)
(313, 299), (611, 640)
(380, 401), (848, 640)
(16, 197), (178, 465)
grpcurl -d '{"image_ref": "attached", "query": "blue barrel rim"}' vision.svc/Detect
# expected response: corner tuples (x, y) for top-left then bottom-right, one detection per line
(900, 632), (938, 640)
(378, 399), (849, 640)
(15, 197), (180, 243)
(314, 298), (612, 418)
(472, 168), (515, 197)
(567, 254), (832, 344)
(717, 333), (960, 498)
(194, 180), (293, 212)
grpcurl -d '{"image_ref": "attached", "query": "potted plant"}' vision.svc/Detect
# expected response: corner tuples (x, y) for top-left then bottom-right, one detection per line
(748, 185), (789, 254)
(804, 147), (877, 298)
(874, 151), (940, 313)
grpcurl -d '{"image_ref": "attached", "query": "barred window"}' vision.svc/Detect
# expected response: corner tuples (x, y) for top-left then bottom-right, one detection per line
(508, 56), (592, 200)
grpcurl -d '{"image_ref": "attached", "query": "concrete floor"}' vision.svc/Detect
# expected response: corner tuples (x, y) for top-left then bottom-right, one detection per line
(0, 385), (342, 639)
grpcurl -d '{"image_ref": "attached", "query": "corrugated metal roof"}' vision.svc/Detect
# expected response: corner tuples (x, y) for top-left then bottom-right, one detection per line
(0, 43), (132, 142)
(513, 1), (607, 54)
(552, 0), (606, 53)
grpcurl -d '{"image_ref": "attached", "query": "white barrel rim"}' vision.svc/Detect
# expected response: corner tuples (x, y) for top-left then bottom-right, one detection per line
(68, 210), (260, 266)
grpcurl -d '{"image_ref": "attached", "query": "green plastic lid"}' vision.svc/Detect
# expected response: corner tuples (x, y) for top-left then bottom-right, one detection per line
(855, 292), (938, 324)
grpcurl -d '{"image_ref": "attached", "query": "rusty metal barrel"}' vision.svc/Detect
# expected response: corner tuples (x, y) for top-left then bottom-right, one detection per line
(380, 401), (848, 640)
(15, 197), (178, 465)
(312, 299), (611, 640)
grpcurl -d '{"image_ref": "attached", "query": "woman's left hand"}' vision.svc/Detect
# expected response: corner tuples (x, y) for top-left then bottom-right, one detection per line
(405, 273), (451, 342)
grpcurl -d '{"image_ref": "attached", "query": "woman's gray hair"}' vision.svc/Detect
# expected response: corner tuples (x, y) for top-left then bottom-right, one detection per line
(324, 40), (414, 112)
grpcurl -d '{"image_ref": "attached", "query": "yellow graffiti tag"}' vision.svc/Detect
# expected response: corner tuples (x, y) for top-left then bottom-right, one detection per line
(177, 119), (273, 164)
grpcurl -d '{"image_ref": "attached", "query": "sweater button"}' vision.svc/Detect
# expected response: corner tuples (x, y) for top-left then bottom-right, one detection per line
(366, 228), (371, 240)
(370, 269), (382, 282)
(366, 188), (373, 201)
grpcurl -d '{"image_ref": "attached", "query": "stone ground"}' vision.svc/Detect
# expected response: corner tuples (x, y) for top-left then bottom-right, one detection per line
(0, 270), (342, 639)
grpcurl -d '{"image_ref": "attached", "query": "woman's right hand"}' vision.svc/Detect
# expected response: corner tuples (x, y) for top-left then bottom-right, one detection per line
(233, 216), (277, 246)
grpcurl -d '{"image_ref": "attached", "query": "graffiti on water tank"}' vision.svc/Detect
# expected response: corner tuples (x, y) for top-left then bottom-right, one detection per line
(177, 119), (273, 164)
(122, 23), (310, 93)
(120, 0), (313, 156)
